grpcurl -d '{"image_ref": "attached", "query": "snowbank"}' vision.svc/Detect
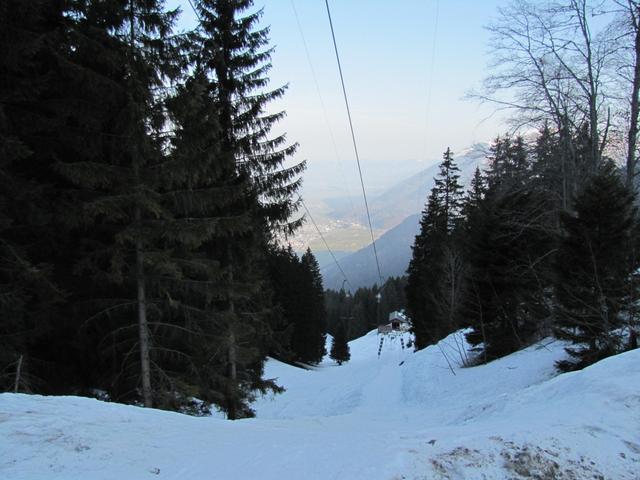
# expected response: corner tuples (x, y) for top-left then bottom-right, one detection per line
(2, 330), (639, 479)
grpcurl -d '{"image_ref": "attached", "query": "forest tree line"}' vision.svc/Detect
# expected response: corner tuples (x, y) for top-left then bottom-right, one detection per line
(0, 0), (327, 419)
(407, 0), (640, 370)
(324, 276), (406, 342)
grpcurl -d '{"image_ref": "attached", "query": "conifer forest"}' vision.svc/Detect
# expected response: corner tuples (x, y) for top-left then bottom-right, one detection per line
(0, 0), (640, 436)
(0, 0), (321, 418)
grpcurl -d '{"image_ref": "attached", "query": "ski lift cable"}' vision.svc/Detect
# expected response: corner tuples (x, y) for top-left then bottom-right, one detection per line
(187, 1), (350, 284)
(417, 0), (440, 212)
(186, 0), (351, 292)
(324, 0), (384, 287)
(300, 198), (353, 292)
(186, 0), (203, 23)
(290, 0), (358, 219)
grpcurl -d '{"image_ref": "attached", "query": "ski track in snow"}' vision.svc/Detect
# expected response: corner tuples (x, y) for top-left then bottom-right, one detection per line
(1, 330), (639, 479)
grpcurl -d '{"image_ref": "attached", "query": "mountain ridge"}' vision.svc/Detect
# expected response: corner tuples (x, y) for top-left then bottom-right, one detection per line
(321, 143), (489, 290)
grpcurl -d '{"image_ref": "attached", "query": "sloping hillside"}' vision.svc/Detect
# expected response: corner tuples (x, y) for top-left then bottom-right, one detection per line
(326, 143), (488, 230)
(321, 213), (420, 290)
(1, 331), (639, 479)
(365, 143), (488, 229)
(321, 143), (489, 289)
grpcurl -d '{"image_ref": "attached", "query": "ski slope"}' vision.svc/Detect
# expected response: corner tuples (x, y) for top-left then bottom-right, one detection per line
(1, 330), (639, 479)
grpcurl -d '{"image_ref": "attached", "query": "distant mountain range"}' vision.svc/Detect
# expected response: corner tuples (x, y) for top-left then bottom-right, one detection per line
(326, 143), (489, 230)
(321, 143), (489, 290)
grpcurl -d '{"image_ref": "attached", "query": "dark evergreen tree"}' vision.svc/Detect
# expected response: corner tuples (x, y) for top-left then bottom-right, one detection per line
(347, 285), (374, 336)
(378, 277), (407, 316)
(267, 247), (326, 365)
(463, 137), (555, 361)
(325, 288), (353, 338)
(0, 0), (112, 393)
(297, 248), (327, 363)
(158, 63), (250, 412)
(0, 0), (57, 391)
(186, 0), (305, 418)
(405, 189), (440, 349)
(406, 148), (464, 349)
(0, 0), (303, 411)
(330, 322), (350, 365)
(266, 246), (302, 358)
(195, 0), (305, 231)
(531, 123), (563, 212)
(486, 134), (530, 189)
(461, 167), (487, 220)
(49, 0), (181, 408)
(554, 162), (637, 371)
(464, 189), (554, 360)
(433, 147), (464, 232)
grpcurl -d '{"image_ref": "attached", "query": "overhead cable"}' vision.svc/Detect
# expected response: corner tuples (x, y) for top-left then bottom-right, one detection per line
(188, 0), (353, 292)
(324, 0), (384, 286)
(300, 198), (352, 292)
(186, 0), (202, 23)
(290, 0), (357, 218)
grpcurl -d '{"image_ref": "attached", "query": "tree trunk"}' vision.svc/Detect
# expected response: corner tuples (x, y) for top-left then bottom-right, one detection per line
(129, 0), (152, 409)
(227, 245), (238, 420)
(227, 327), (238, 420)
(627, 2), (640, 192)
(14, 354), (23, 393)
(136, 205), (153, 408)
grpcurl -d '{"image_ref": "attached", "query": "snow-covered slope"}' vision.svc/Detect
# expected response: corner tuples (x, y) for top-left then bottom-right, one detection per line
(2, 331), (639, 479)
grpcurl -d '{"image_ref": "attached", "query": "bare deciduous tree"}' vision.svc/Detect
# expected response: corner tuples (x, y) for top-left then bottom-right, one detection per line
(610, 0), (640, 191)
(472, 0), (618, 205)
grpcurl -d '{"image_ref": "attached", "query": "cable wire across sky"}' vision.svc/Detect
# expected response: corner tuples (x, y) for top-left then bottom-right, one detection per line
(324, 0), (385, 287)
(299, 198), (352, 292)
(188, 0), (364, 289)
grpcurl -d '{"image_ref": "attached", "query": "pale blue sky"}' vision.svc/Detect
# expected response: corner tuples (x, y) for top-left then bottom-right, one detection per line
(167, 0), (511, 200)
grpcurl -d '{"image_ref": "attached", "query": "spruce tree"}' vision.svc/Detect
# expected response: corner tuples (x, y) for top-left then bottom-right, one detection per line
(463, 138), (555, 361)
(0, 0), (98, 392)
(159, 64), (246, 411)
(406, 148), (464, 349)
(266, 246), (302, 359)
(330, 322), (350, 365)
(462, 167), (487, 219)
(185, 0), (305, 418)
(486, 134), (530, 189)
(554, 162), (637, 371)
(50, 0), (180, 407)
(433, 147), (464, 232)
(298, 248), (327, 363)
(406, 188), (444, 349)
(0, 0), (46, 389)
(195, 0), (305, 231)
(464, 188), (554, 360)
(325, 288), (352, 339)
(531, 123), (563, 211)
(266, 247), (326, 365)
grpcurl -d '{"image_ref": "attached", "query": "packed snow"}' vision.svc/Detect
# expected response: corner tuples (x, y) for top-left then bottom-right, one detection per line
(2, 329), (639, 479)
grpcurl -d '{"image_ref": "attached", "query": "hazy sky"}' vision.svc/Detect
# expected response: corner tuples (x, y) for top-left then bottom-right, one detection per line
(167, 0), (511, 201)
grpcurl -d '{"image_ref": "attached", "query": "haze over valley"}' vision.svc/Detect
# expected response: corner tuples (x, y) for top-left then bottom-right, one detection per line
(293, 143), (489, 286)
